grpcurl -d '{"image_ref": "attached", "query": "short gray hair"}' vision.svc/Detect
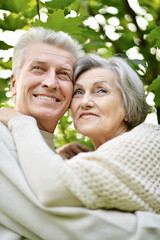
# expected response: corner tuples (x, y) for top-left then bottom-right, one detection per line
(73, 54), (149, 128)
(12, 27), (84, 78)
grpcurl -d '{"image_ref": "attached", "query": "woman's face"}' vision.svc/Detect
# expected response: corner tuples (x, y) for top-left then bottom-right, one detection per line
(71, 67), (128, 148)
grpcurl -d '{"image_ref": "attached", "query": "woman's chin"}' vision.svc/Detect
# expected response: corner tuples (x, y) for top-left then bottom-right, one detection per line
(76, 126), (95, 139)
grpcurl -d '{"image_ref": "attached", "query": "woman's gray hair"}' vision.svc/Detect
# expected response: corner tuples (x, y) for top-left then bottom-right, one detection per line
(12, 27), (84, 79)
(73, 54), (149, 128)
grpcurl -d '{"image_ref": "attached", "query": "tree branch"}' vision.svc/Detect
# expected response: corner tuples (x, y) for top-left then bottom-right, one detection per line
(36, 0), (40, 20)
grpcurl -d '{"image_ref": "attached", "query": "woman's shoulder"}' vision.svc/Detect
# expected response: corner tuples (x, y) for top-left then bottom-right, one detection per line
(98, 123), (160, 151)
(130, 123), (160, 137)
(134, 123), (160, 131)
(123, 123), (160, 141)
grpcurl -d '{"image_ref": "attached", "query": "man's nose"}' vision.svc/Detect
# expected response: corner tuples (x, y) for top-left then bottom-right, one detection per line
(41, 69), (59, 89)
(81, 93), (94, 109)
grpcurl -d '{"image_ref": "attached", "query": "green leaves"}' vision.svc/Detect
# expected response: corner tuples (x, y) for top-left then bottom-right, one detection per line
(33, 9), (84, 37)
(0, 41), (13, 50)
(0, 58), (12, 70)
(0, 77), (10, 106)
(147, 26), (160, 48)
(0, 13), (27, 31)
(0, 77), (10, 90)
(149, 76), (160, 107)
(43, 0), (75, 9)
(0, 0), (37, 18)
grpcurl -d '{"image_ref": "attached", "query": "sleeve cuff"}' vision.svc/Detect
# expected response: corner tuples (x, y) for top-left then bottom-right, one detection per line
(8, 115), (37, 131)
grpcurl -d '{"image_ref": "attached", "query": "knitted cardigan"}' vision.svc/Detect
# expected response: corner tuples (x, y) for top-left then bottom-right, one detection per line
(8, 116), (160, 213)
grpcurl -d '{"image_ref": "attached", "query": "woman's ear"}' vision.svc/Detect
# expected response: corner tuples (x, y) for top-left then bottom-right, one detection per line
(10, 75), (16, 96)
(124, 116), (129, 122)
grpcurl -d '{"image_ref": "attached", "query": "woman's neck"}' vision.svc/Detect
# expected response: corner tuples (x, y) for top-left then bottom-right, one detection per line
(91, 124), (129, 149)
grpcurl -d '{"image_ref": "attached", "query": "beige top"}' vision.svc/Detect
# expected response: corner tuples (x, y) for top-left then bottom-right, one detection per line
(8, 115), (160, 213)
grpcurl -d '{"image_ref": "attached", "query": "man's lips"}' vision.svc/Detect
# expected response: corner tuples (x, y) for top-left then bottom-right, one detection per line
(33, 94), (60, 102)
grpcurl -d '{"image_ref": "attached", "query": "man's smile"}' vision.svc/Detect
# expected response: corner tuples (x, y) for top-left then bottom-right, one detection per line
(33, 94), (60, 102)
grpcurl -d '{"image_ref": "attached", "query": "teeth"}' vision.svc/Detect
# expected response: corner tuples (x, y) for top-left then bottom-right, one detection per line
(36, 95), (59, 102)
(82, 114), (95, 116)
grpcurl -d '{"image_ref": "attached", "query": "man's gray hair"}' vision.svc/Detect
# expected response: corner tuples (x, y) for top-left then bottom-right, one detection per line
(12, 27), (84, 78)
(73, 54), (149, 129)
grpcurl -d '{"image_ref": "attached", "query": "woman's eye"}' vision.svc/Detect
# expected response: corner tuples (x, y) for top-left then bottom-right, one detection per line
(97, 88), (107, 94)
(73, 89), (83, 96)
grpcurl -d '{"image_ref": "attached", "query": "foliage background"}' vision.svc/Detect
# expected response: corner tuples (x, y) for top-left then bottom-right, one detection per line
(0, 0), (160, 148)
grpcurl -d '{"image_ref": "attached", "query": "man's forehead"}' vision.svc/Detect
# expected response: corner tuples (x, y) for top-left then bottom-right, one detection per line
(25, 52), (74, 71)
(26, 43), (75, 62)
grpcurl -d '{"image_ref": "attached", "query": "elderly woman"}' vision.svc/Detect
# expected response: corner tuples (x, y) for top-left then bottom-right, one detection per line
(0, 54), (160, 213)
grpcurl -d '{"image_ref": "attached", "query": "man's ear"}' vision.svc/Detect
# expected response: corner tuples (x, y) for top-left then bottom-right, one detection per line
(10, 74), (16, 96)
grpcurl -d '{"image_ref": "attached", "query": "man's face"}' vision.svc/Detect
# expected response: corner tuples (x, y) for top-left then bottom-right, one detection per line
(11, 43), (74, 133)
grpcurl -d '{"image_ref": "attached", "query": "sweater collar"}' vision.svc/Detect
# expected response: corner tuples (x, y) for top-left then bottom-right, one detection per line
(40, 130), (54, 149)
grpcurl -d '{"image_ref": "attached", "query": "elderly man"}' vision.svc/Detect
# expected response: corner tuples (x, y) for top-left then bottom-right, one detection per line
(0, 27), (160, 240)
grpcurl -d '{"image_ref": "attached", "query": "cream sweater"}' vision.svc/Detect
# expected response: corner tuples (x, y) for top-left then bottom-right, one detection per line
(8, 116), (160, 213)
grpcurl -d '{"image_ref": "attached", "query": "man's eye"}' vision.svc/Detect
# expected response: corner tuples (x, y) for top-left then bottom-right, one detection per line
(32, 66), (43, 71)
(57, 72), (72, 81)
(60, 72), (67, 75)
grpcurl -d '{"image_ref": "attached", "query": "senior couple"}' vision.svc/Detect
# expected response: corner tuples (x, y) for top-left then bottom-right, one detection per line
(0, 27), (160, 239)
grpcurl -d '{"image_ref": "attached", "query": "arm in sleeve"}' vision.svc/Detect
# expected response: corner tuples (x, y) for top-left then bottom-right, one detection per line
(8, 116), (82, 207)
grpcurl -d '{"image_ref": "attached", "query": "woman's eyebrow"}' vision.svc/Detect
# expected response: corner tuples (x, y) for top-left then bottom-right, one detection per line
(74, 83), (83, 88)
(93, 80), (110, 86)
(74, 80), (110, 88)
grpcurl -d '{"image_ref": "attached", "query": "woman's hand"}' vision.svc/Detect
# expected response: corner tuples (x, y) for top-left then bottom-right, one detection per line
(0, 107), (23, 126)
(56, 142), (92, 159)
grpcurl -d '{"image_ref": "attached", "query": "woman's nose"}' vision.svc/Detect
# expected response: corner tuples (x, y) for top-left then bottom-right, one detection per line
(81, 93), (94, 108)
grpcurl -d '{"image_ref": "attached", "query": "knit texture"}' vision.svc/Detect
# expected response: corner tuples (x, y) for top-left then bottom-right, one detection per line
(61, 123), (160, 213)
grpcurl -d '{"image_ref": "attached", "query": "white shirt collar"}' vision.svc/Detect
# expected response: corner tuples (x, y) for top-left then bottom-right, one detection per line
(40, 130), (54, 149)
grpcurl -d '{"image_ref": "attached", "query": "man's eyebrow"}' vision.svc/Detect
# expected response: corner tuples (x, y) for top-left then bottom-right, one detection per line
(60, 66), (73, 72)
(30, 62), (73, 71)
(30, 60), (46, 65)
